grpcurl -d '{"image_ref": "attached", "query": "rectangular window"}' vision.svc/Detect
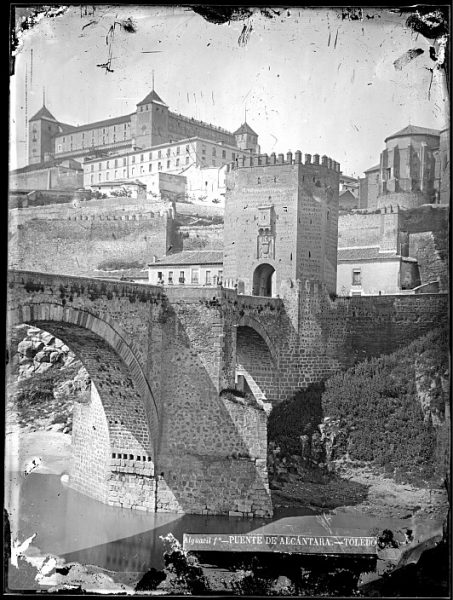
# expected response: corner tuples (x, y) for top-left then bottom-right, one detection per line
(102, 137), (105, 145)
(222, 150), (226, 159)
(114, 159), (118, 168)
(202, 147), (206, 155)
(123, 157), (127, 166)
(176, 146), (180, 155)
(98, 173), (102, 182)
(90, 174), (93, 184)
(158, 150), (162, 159)
(98, 163), (102, 170)
(107, 161), (110, 168)
(157, 271), (163, 282)
(140, 154), (144, 162)
(205, 270), (211, 285)
(140, 166), (144, 173)
(106, 172), (109, 180)
(179, 271), (185, 284)
(186, 156), (189, 165)
(63, 137), (65, 143)
(132, 156), (135, 163)
(168, 271), (173, 284)
(352, 269), (362, 286)
(149, 152), (152, 160)
(166, 148), (171, 157)
(158, 162), (162, 171)
(191, 269), (199, 284)
(176, 158), (180, 167)
(149, 163), (152, 172)
(91, 165), (94, 172)
(167, 160), (170, 169)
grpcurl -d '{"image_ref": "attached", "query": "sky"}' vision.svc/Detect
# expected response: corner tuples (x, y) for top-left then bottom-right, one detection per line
(10, 5), (449, 177)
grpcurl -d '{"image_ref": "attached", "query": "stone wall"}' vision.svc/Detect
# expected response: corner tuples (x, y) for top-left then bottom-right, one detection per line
(409, 232), (449, 290)
(8, 209), (177, 277)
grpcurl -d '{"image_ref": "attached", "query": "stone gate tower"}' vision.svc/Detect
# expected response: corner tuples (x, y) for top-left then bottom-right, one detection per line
(223, 151), (340, 298)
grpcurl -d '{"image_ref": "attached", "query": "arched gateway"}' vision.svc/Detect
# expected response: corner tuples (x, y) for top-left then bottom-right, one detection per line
(252, 263), (276, 297)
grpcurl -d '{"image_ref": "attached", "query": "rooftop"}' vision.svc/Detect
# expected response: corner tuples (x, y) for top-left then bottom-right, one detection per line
(54, 113), (134, 137)
(29, 105), (57, 122)
(137, 89), (168, 107)
(10, 158), (83, 175)
(149, 250), (223, 267)
(385, 125), (440, 143)
(234, 122), (258, 136)
(364, 163), (380, 173)
(337, 246), (399, 261)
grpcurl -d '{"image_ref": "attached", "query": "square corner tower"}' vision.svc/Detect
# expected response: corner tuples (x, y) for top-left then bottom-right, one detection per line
(223, 152), (340, 297)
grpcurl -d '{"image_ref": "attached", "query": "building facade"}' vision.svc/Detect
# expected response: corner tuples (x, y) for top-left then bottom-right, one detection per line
(27, 89), (259, 167)
(82, 137), (247, 195)
(359, 125), (449, 210)
(148, 250), (223, 286)
(223, 151), (340, 297)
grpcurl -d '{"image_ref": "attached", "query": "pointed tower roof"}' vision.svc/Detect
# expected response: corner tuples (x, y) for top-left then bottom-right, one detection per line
(137, 90), (168, 107)
(234, 122), (257, 136)
(385, 125), (440, 142)
(29, 105), (57, 122)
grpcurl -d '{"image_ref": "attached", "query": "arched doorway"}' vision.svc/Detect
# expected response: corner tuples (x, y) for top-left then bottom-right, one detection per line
(252, 263), (275, 297)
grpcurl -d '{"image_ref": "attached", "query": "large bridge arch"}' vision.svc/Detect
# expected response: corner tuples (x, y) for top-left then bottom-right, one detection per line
(8, 301), (159, 509)
(235, 316), (280, 405)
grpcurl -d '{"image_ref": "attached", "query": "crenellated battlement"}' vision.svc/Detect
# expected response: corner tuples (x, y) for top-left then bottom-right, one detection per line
(66, 211), (170, 222)
(225, 151), (341, 173)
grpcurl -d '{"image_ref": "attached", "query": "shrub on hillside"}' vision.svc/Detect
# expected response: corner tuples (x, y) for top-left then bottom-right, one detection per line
(97, 259), (144, 271)
(321, 329), (448, 482)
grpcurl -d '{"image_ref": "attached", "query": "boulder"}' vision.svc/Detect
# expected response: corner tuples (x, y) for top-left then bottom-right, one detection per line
(17, 340), (34, 358)
(34, 351), (51, 363)
(54, 338), (65, 349)
(27, 328), (40, 337)
(31, 341), (45, 352)
(41, 332), (55, 346)
(35, 363), (53, 375)
(49, 351), (62, 364)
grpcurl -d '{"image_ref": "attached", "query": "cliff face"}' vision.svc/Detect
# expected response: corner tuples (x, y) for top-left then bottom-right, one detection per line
(7, 325), (90, 434)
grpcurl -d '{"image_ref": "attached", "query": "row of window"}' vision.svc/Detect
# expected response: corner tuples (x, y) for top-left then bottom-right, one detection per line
(88, 157), (193, 182)
(156, 269), (223, 285)
(60, 123), (129, 143)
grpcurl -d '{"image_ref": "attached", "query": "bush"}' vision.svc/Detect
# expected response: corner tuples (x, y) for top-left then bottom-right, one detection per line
(97, 259), (144, 271)
(321, 329), (449, 483)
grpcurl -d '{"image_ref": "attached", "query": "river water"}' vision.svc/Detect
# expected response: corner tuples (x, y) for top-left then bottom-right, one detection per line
(4, 432), (445, 593)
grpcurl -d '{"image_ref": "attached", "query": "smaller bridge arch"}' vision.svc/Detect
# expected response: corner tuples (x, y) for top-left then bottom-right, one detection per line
(235, 316), (279, 405)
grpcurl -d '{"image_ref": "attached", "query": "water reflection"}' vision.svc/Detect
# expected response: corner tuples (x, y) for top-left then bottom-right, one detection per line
(5, 472), (285, 572)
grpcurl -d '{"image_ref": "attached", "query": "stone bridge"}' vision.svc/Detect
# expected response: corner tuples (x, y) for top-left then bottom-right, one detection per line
(7, 270), (448, 516)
